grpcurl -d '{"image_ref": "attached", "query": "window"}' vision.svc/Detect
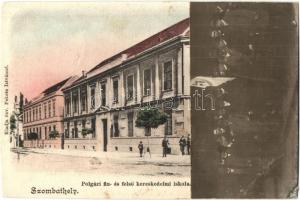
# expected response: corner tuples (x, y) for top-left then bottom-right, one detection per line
(113, 115), (119, 137)
(71, 128), (75, 138)
(91, 118), (96, 138)
(65, 122), (70, 138)
(29, 109), (31, 121)
(90, 87), (95, 110)
(33, 108), (35, 121)
(53, 125), (56, 131)
(127, 75), (134, 100)
(80, 87), (87, 112)
(113, 80), (119, 103)
(128, 112), (134, 137)
(52, 101), (55, 116)
(44, 127), (47, 139)
(48, 101), (51, 118)
(39, 106), (41, 119)
(72, 91), (78, 113)
(44, 103), (47, 118)
(74, 121), (78, 138)
(36, 108), (38, 120)
(65, 97), (70, 115)
(101, 84), (106, 106)
(82, 120), (86, 129)
(163, 61), (172, 90)
(143, 69), (151, 96)
(164, 111), (172, 135)
(38, 127), (41, 139)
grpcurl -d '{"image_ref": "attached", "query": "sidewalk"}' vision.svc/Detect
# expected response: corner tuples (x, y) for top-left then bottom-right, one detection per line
(14, 147), (191, 166)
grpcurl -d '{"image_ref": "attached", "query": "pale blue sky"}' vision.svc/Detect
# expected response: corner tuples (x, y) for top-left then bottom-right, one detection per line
(3, 2), (189, 100)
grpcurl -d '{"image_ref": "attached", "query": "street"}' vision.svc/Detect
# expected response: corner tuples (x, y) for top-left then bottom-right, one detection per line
(4, 148), (191, 198)
(10, 148), (191, 177)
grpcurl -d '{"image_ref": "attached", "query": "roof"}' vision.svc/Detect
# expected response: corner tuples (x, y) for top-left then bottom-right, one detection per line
(88, 18), (190, 73)
(25, 76), (76, 107)
(42, 77), (71, 95)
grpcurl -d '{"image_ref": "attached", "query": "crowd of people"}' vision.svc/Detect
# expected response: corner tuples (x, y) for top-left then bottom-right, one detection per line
(137, 134), (191, 158)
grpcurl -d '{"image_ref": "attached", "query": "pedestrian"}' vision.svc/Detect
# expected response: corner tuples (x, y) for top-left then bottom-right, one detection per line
(179, 136), (186, 155)
(138, 141), (144, 157)
(186, 134), (191, 155)
(162, 136), (169, 157)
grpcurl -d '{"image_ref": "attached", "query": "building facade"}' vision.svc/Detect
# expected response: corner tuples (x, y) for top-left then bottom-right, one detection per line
(23, 77), (78, 149)
(62, 18), (191, 154)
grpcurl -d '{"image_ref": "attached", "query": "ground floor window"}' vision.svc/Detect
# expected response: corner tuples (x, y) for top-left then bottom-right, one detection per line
(165, 111), (172, 135)
(128, 112), (134, 137)
(113, 115), (119, 137)
(91, 118), (96, 138)
(65, 122), (70, 138)
(44, 127), (47, 139)
(74, 121), (78, 138)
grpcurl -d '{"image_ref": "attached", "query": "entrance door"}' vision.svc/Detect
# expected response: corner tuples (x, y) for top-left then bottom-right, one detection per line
(102, 119), (108, 152)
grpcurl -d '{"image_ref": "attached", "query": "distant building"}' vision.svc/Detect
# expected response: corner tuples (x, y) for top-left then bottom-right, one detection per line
(10, 93), (25, 148)
(23, 76), (78, 149)
(62, 18), (191, 154)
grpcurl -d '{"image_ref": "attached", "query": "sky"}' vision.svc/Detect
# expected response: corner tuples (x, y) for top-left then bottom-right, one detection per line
(2, 2), (189, 102)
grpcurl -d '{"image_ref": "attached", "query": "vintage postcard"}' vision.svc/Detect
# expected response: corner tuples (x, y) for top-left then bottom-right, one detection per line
(0, 1), (298, 199)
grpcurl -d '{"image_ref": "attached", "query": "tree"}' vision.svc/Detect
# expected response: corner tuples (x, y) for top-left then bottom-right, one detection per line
(27, 132), (38, 147)
(19, 93), (24, 113)
(49, 130), (59, 139)
(135, 107), (168, 136)
(10, 114), (16, 134)
(27, 132), (38, 140)
(135, 107), (168, 157)
(81, 128), (93, 138)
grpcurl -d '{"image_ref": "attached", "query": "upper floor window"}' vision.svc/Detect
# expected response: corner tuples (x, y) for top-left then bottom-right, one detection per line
(39, 106), (41, 119)
(113, 79), (119, 103)
(72, 91), (78, 113)
(80, 87), (87, 112)
(65, 97), (70, 115)
(33, 108), (35, 121)
(143, 69), (151, 96)
(36, 108), (38, 120)
(48, 101), (51, 118)
(44, 103), (47, 118)
(52, 101), (55, 116)
(127, 75), (134, 101)
(163, 61), (172, 91)
(101, 84), (106, 106)
(90, 86), (95, 110)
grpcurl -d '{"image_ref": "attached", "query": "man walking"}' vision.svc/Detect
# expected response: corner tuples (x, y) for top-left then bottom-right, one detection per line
(162, 136), (169, 157)
(186, 134), (191, 155)
(138, 141), (144, 157)
(179, 136), (186, 155)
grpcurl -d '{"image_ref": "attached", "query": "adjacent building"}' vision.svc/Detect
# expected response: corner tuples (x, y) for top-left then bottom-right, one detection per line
(23, 76), (78, 149)
(62, 18), (191, 154)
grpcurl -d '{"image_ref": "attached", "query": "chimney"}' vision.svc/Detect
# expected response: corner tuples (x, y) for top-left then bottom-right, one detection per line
(82, 70), (86, 77)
